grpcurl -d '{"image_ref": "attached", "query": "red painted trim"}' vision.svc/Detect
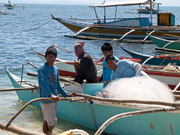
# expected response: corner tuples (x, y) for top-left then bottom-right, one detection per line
(59, 70), (101, 80)
(155, 55), (180, 60)
(59, 70), (76, 77)
(119, 57), (141, 62)
(145, 70), (180, 77)
(168, 85), (180, 90)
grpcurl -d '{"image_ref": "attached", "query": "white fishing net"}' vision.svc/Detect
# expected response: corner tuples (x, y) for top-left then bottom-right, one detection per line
(98, 76), (175, 102)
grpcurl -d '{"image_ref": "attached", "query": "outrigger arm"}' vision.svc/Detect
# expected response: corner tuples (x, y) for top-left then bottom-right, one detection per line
(73, 26), (90, 37)
(119, 29), (135, 41)
(143, 30), (156, 42)
(162, 41), (175, 48)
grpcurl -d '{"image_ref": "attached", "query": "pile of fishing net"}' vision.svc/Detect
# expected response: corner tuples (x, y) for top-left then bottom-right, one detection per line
(97, 76), (175, 103)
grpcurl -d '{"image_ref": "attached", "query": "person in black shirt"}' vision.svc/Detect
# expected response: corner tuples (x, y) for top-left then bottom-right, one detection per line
(74, 41), (97, 83)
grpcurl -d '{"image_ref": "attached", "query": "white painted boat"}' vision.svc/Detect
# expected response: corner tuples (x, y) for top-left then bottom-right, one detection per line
(142, 65), (180, 90)
(32, 49), (180, 91)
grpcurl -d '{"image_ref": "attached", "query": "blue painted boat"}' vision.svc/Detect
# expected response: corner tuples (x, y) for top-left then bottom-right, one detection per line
(5, 68), (180, 135)
(121, 47), (180, 66)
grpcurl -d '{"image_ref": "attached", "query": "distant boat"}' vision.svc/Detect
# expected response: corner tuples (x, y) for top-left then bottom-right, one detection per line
(0, 10), (10, 15)
(52, 0), (180, 42)
(4, 0), (14, 9)
(121, 47), (180, 66)
(2, 0), (25, 9)
(137, 6), (159, 14)
(137, 1), (161, 14)
(148, 34), (180, 52)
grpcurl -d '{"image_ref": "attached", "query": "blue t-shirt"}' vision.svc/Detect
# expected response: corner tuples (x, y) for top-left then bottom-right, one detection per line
(38, 63), (68, 103)
(111, 60), (136, 80)
(103, 56), (120, 81)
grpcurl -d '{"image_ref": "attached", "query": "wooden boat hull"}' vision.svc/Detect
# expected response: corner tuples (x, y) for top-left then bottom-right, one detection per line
(143, 66), (180, 90)
(148, 34), (180, 50)
(53, 17), (180, 40)
(121, 47), (180, 66)
(5, 68), (180, 135)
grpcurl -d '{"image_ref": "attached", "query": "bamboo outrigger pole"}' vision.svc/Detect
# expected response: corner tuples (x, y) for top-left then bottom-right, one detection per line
(0, 87), (36, 92)
(74, 93), (178, 107)
(6, 97), (72, 128)
(0, 123), (45, 135)
(94, 107), (176, 135)
(52, 45), (101, 61)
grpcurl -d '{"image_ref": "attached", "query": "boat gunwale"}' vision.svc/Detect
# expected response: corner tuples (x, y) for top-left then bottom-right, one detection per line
(5, 68), (180, 111)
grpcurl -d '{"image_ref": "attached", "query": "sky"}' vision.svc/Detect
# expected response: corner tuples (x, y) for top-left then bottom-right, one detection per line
(1, 0), (180, 6)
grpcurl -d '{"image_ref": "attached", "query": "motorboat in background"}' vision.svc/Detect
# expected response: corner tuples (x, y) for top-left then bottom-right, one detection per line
(1, 0), (25, 10)
(4, 0), (14, 9)
(137, 6), (159, 14)
(137, 1), (161, 14)
(52, 0), (180, 42)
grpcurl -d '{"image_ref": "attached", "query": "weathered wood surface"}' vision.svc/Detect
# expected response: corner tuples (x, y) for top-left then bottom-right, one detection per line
(0, 87), (36, 92)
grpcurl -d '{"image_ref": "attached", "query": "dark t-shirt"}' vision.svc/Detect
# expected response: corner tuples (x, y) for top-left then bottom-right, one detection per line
(74, 52), (97, 83)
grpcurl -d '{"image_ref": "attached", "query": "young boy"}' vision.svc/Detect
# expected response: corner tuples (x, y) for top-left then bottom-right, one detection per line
(100, 42), (120, 82)
(38, 47), (74, 134)
(105, 55), (149, 80)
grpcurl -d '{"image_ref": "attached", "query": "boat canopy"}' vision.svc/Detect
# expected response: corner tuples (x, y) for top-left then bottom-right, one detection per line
(91, 0), (150, 7)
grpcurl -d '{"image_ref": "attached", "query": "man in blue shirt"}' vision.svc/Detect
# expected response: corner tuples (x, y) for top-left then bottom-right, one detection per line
(105, 55), (149, 80)
(100, 42), (120, 82)
(38, 47), (74, 134)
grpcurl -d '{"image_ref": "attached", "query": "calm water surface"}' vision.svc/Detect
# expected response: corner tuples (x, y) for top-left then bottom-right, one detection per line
(0, 4), (180, 135)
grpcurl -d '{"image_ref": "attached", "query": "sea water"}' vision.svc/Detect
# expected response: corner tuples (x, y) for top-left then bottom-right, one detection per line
(0, 4), (180, 135)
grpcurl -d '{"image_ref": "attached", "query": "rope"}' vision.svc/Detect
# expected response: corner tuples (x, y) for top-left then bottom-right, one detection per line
(52, 45), (101, 61)
(24, 19), (52, 32)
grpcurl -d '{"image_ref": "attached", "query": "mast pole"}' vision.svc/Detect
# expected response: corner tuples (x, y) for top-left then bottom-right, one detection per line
(150, 0), (153, 25)
(94, 7), (100, 23)
(114, 6), (117, 21)
(104, 7), (106, 23)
